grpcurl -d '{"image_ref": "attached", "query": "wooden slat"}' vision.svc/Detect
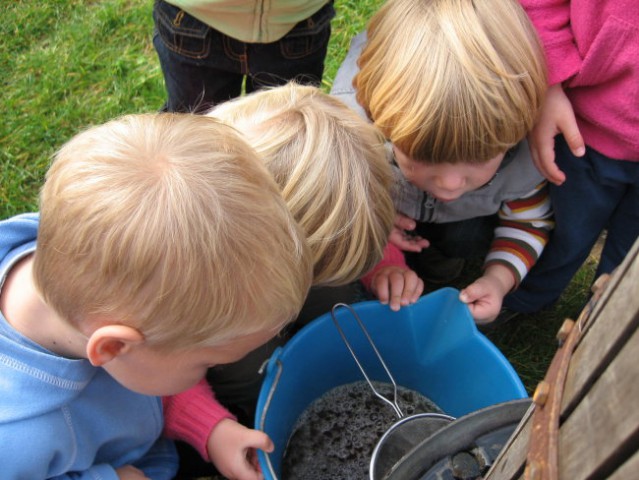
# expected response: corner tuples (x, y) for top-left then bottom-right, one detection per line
(578, 237), (639, 329)
(608, 449), (639, 479)
(559, 326), (639, 479)
(562, 240), (639, 416)
(485, 407), (534, 480)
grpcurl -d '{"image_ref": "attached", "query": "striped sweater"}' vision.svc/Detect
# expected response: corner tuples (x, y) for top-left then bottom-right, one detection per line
(483, 182), (553, 285)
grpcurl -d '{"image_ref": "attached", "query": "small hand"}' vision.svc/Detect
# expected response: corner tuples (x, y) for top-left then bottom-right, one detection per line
(369, 265), (424, 312)
(116, 465), (150, 480)
(528, 83), (585, 186)
(459, 266), (514, 324)
(208, 419), (274, 480)
(389, 213), (430, 252)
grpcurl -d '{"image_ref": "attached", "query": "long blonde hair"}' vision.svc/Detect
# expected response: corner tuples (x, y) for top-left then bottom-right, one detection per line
(210, 83), (395, 285)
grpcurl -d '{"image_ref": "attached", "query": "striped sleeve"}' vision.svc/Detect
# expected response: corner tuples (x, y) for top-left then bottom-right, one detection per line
(484, 181), (554, 287)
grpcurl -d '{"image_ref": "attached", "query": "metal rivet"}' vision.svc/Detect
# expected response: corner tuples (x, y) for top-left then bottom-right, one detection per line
(533, 381), (550, 406)
(556, 319), (575, 344)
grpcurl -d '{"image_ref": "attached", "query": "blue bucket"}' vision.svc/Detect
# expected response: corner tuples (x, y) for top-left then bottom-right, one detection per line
(255, 288), (527, 479)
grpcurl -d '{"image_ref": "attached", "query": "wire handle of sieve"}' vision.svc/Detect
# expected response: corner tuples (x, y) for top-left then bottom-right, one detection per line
(331, 303), (404, 419)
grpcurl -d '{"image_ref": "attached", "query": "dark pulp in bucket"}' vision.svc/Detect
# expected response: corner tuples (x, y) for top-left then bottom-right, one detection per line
(281, 381), (443, 480)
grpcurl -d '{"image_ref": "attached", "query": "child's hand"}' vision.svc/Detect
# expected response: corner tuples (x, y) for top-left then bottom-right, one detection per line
(116, 465), (150, 480)
(528, 83), (585, 186)
(369, 265), (423, 312)
(459, 265), (515, 324)
(208, 418), (274, 480)
(389, 213), (430, 252)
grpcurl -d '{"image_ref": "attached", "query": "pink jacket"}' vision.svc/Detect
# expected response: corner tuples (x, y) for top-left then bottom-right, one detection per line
(521, 0), (638, 160)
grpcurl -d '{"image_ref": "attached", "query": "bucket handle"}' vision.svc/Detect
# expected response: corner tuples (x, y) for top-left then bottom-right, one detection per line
(331, 303), (404, 419)
(258, 358), (283, 479)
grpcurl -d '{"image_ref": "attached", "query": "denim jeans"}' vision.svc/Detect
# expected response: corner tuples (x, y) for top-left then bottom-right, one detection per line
(504, 135), (639, 313)
(153, 0), (335, 112)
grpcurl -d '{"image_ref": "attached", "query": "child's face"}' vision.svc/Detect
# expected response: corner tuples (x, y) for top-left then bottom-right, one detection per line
(103, 327), (281, 396)
(393, 147), (505, 202)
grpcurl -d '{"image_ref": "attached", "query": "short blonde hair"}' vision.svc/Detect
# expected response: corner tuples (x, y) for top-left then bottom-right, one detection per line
(354, 0), (547, 163)
(209, 83), (395, 286)
(34, 113), (312, 350)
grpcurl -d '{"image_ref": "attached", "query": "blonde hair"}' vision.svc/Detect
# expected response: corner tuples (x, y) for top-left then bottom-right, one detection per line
(34, 113), (312, 350)
(209, 83), (395, 286)
(354, 0), (547, 163)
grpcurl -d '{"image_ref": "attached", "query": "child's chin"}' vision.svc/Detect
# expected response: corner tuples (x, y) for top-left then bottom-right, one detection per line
(433, 195), (458, 203)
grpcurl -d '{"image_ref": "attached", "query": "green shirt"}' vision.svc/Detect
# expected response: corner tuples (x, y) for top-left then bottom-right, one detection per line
(166, 0), (328, 43)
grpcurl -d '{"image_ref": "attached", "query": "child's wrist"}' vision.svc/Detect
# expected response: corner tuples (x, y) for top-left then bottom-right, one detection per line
(483, 265), (515, 296)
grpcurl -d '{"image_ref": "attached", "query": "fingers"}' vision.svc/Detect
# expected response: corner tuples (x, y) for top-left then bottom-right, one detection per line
(401, 271), (424, 305)
(210, 424), (274, 480)
(389, 228), (429, 252)
(228, 436), (272, 480)
(394, 213), (416, 231)
(231, 460), (263, 480)
(459, 281), (502, 324)
(530, 139), (566, 185)
(373, 275), (391, 306)
(529, 128), (566, 185)
(373, 268), (423, 311)
(459, 283), (480, 305)
(541, 159), (566, 186)
(528, 83), (584, 186)
(241, 449), (266, 480)
(247, 448), (263, 472)
(551, 104), (584, 184)
(558, 111), (586, 159)
(248, 431), (274, 453)
(410, 236), (430, 250)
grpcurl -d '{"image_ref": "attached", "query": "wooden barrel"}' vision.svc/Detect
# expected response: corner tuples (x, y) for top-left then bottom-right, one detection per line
(486, 237), (639, 480)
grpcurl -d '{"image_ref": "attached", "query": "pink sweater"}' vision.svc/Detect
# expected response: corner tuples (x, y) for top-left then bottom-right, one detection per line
(521, 0), (639, 161)
(162, 379), (235, 461)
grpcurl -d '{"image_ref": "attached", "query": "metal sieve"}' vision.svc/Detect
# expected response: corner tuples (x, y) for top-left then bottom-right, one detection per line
(330, 303), (455, 480)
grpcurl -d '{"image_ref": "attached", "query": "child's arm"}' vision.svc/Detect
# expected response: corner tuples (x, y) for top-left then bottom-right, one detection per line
(520, 0), (585, 185)
(361, 242), (424, 311)
(207, 418), (274, 480)
(460, 181), (554, 323)
(162, 379), (236, 461)
(163, 380), (273, 480)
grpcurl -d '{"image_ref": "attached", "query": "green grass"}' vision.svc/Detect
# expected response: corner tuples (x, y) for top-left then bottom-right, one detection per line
(0, 0), (384, 218)
(479, 258), (596, 392)
(1, 0), (596, 396)
(1, 0), (165, 217)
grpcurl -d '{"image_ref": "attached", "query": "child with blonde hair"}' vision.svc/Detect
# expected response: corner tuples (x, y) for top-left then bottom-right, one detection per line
(0, 113), (312, 479)
(331, 0), (554, 324)
(211, 82), (395, 286)
(163, 83), (398, 478)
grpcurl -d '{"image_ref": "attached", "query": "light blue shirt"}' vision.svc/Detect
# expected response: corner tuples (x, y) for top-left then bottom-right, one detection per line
(0, 213), (178, 480)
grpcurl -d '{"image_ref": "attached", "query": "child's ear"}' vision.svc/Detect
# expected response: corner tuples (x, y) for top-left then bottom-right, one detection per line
(86, 325), (145, 367)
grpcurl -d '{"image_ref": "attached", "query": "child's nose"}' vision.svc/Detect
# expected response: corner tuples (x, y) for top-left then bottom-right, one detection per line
(435, 174), (465, 192)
